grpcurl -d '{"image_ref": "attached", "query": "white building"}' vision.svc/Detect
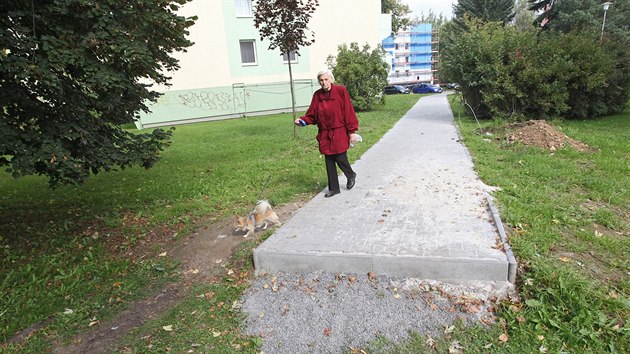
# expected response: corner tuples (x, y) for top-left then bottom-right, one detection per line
(137, 0), (391, 128)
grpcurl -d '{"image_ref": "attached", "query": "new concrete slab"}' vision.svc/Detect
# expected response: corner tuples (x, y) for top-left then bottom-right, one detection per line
(254, 93), (514, 282)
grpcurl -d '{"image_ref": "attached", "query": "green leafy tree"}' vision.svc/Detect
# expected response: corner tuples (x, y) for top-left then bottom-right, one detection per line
(526, 0), (630, 113)
(527, 0), (556, 29)
(326, 43), (388, 112)
(253, 0), (319, 136)
(0, 0), (195, 187)
(529, 0), (629, 40)
(381, 0), (412, 32)
(453, 0), (516, 29)
(413, 10), (449, 28)
(513, 0), (535, 31)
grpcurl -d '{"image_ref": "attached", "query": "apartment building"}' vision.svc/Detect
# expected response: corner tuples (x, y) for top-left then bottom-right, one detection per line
(382, 23), (439, 86)
(136, 0), (391, 128)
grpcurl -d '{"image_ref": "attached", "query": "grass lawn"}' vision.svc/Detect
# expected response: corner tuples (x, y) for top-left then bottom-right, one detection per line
(0, 94), (421, 352)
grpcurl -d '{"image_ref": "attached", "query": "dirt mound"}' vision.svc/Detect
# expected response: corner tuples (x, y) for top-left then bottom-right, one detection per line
(501, 120), (592, 152)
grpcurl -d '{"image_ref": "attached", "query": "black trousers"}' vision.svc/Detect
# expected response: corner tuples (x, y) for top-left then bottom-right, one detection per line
(324, 152), (355, 193)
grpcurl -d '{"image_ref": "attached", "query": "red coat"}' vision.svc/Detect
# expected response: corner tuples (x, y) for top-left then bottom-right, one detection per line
(300, 84), (359, 155)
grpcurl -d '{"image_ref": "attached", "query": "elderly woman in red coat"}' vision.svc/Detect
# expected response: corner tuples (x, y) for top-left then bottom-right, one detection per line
(294, 69), (359, 198)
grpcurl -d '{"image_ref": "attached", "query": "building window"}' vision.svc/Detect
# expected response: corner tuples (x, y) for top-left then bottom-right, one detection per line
(283, 51), (298, 64)
(235, 0), (252, 17)
(239, 40), (257, 65)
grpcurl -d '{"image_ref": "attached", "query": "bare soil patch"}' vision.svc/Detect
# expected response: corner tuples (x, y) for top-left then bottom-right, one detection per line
(489, 120), (593, 152)
(51, 201), (305, 354)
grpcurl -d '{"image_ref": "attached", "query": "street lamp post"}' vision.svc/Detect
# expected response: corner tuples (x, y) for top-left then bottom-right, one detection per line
(600, 2), (613, 43)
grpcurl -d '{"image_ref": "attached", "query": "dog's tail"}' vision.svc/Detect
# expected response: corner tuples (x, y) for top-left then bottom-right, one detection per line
(254, 200), (272, 214)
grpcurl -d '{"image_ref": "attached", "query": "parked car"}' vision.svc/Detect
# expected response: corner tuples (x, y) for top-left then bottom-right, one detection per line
(411, 83), (443, 94)
(446, 83), (460, 90)
(384, 85), (410, 94)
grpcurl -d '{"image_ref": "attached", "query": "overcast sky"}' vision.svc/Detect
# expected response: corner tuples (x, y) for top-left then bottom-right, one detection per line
(402, 0), (457, 19)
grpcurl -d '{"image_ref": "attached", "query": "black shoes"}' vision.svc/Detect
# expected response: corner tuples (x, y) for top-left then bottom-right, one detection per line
(325, 173), (356, 198)
(324, 191), (340, 198)
(346, 173), (356, 190)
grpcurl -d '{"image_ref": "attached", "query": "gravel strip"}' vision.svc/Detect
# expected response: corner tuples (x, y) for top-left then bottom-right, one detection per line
(241, 271), (514, 353)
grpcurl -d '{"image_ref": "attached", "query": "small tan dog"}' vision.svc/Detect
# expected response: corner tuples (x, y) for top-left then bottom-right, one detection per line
(234, 200), (281, 238)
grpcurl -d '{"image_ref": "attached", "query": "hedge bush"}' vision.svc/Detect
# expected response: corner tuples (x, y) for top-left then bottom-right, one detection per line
(440, 19), (629, 120)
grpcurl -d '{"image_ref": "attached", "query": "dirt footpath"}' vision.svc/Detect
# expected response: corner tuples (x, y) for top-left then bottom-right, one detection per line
(54, 201), (304, 354)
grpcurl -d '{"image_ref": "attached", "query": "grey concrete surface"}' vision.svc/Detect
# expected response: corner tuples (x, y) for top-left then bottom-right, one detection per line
(254, 94), (514, 282)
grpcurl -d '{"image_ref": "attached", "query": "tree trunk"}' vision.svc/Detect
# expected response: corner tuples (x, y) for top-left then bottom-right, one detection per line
(288, 59), (297, 138)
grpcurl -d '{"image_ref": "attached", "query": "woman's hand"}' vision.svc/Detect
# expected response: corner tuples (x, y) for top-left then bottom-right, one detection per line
(349, 133), (358, 145)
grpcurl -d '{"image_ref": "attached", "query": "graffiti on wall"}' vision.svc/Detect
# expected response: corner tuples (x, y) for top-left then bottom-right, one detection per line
(177, 90), (251, 112)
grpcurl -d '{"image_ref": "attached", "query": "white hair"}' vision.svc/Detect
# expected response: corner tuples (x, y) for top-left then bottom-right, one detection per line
(317, 69), (334, 83)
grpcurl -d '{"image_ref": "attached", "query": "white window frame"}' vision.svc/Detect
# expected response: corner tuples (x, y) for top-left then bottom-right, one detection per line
(239, 40), (257, 66)
(282, 51), (298, 64)
(235, 0), (252, 17)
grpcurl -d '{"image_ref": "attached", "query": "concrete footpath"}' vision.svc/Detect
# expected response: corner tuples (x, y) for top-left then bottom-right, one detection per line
(254, 93), (516, 283)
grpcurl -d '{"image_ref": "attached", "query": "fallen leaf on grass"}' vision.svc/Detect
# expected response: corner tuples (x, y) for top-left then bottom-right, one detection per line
(159, 251), (167, 257)
(444, 325), (455, 334)
(498, 333), (509, 343)
(162, 325), (173, 331)
(448, 340), (464, 353)
(559, 256), (570, 263)
(212, 331), (221, 337)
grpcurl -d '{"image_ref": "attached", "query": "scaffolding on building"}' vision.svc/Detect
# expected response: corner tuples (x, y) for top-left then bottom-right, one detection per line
(382, 23), (439, 86)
